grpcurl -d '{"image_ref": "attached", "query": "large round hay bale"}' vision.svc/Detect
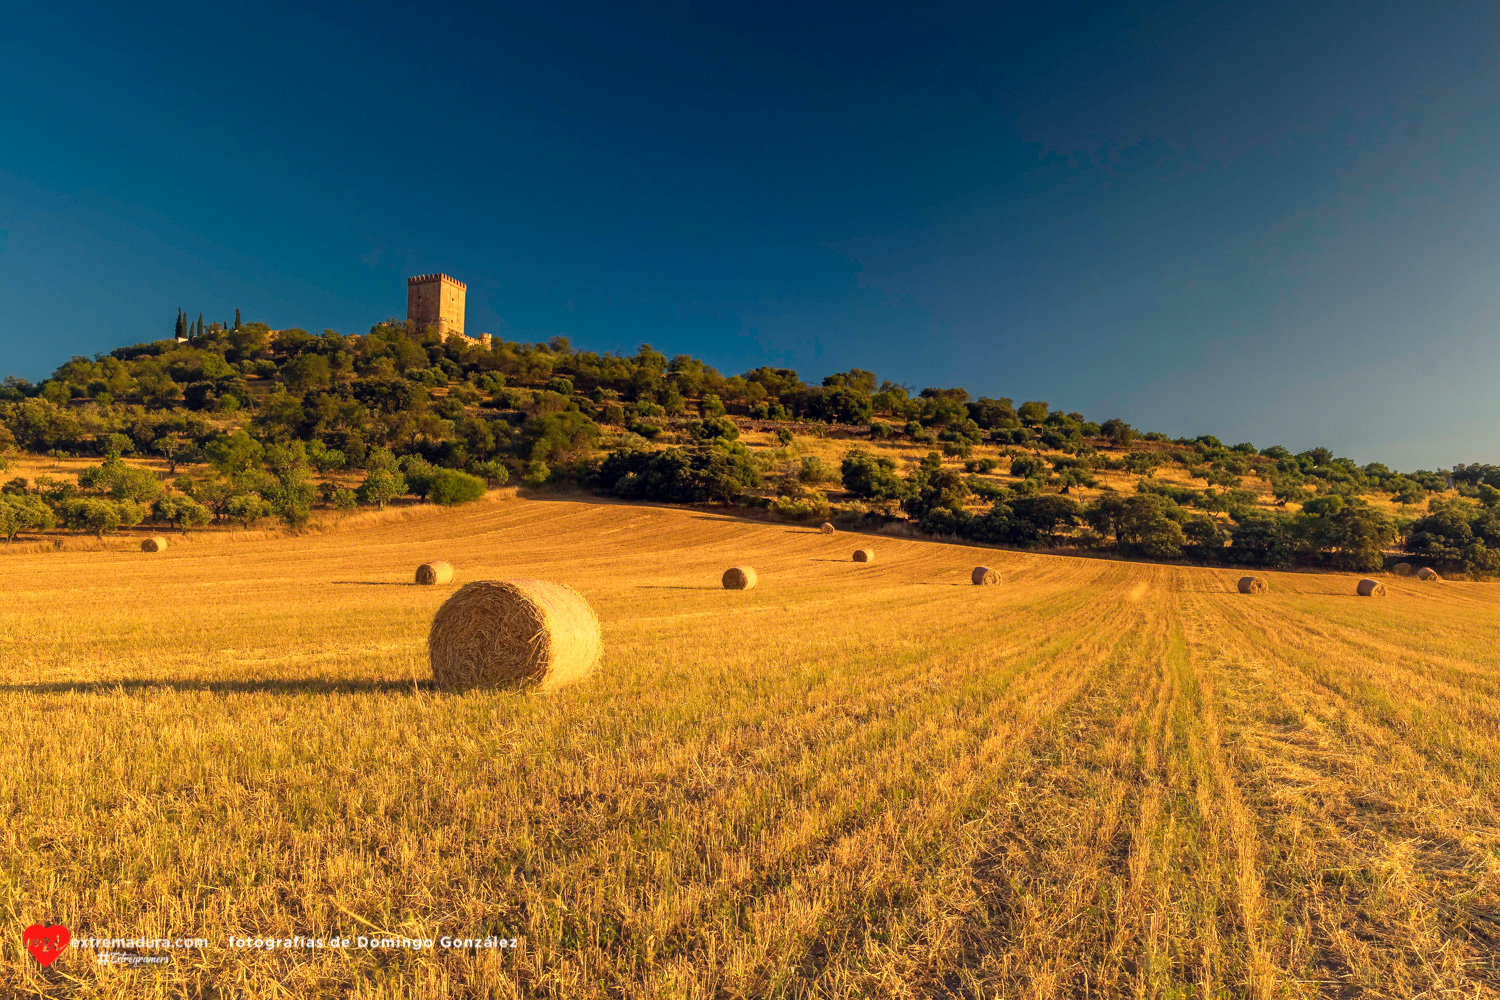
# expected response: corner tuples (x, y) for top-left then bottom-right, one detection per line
(1392, 562), (1413, 577)
(1417, 567), (1441, 581)
(819, 522), (835, 535)
(971, 566), (999, 586)
(1237, 576), (1267, 595)
(141, 536), (168, 552)
(1356, 578), (1386, 597)
(722, 566), (757, 590)
(852, 548), (874, 563)
(428, 579), (600, 691)
(415, 560), (455, 585)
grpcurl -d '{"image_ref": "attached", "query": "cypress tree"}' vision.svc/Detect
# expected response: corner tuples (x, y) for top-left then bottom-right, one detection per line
(197, 313), (204, 339)
(175, 309), (186, 340)
(234, 307), (241, 330)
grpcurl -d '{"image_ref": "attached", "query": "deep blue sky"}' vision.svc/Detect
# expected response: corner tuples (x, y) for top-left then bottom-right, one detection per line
(3, 1), (1498, 469)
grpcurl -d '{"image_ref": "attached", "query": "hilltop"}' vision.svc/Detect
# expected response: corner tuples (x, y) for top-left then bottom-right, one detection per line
(2, 316), (1498, 574)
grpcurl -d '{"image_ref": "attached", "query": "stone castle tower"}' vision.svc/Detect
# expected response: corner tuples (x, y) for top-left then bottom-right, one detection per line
(406, 273), (466, 338)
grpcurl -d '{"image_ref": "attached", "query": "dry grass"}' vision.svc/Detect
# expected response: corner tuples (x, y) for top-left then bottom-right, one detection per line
(2, 493), (1499, 998)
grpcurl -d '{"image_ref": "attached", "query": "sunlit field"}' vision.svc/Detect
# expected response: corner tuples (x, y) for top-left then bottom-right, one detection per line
(3, 493), (1498, 998)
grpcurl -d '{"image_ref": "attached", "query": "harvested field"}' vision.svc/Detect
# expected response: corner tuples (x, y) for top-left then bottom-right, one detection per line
(3, 493), (1499, 998)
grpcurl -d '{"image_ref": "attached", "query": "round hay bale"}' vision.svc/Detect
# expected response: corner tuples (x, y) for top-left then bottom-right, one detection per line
(1356, 578), (1386, 597)
(1392, 562), (1413, 577)
(1237, 576), (1267, 595)
(819, 522), (835, 535)
(415, 560), (455, 585)
(1417, 567), (1441, 581)
(428, 579), (600, 691)
(852, 548), (874, 563)
(971, 566), (1000, 586)
(141, 536), (168, 552)
(722, 566), (757, 590)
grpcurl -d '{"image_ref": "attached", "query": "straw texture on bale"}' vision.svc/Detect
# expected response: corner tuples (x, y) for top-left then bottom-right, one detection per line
(722, 566), (757, 590)
(1237, 576), (1268, 595)
(971, 566), (1000, 586)
(141, 536), (168, 552)
(852, 548), (874, 563)
(428, 579), (600, 691)
(819, 522), (835, 535)
(415, 560), (454, 585)
(1356, 578), (1386, 597)
(1393, 562), (1413, 577)
(1417, 567), (1441, 581)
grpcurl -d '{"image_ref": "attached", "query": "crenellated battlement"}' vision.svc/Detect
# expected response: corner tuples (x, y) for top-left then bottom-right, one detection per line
(407, 273), (467, 290)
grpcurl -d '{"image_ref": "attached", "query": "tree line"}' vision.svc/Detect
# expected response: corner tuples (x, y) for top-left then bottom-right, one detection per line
(0, 314), (1495, 573)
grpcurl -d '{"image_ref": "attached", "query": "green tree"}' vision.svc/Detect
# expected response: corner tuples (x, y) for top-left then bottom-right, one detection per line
(283, 353), (333, 391)
(0, 494), (56, 543)
(205, 430), (265, 475)
(331, 487), (358, 515)
(356, 469), (407, 510)
(62, 498), (144, 538)
(151, 495), (212, 533)
(1010, 455), (1046, 479)
(79, 457), (163, 504)
(1099, 418), (1135, 447)
(840, 449), (906, 502)
(521, 410), (601, 465)
(1009, 493), (1082, 544)
(224, 493), (270, 528)
(903, 466), (970, 520)
(474, 458), (510, 487)
(1018, 400), (1049, 426)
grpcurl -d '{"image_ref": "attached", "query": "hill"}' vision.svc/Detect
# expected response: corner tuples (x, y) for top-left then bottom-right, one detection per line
(2, 318), (1499, 574)
(5, 494), (1498, 996)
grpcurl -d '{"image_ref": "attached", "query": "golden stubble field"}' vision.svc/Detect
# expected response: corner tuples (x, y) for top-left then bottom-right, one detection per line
(2, 493), (1498, 999)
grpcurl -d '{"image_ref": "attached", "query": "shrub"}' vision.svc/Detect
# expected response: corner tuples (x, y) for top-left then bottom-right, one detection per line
(797, 455), (832, 485)
(426, 469), (487, 505)
(690, 417), (740, 443)
(770, 492), (831, 522)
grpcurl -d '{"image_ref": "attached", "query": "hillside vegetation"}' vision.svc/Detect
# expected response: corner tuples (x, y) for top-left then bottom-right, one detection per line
(4, 495), (1498, 997)
(3, 317), (1499, 573)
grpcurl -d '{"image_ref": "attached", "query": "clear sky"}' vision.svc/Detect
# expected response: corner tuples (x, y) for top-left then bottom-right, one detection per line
(2, 1), (1498, 470)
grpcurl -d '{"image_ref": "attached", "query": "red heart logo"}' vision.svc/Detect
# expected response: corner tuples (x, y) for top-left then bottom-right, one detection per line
(24, 924), (70, 967)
